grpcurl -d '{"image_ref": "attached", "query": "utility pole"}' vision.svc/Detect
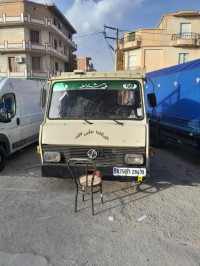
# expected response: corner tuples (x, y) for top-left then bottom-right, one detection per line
(104, 25), (119, 71)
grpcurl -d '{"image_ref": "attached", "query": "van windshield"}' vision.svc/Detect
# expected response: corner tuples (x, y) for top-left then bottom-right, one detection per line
(49, 80), (143, 120)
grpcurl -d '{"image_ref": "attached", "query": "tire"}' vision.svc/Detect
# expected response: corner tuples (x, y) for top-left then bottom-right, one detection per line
(0, 146), (7, 172)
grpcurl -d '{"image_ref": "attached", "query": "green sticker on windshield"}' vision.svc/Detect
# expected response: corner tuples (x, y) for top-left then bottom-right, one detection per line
(53, 81), (140, 91)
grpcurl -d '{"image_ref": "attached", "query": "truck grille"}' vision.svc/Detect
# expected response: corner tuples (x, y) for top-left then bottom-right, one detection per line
(42, 145), (146, 166)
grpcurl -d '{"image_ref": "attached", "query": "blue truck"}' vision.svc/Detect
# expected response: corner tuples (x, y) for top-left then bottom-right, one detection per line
(145, 59), (200, 153)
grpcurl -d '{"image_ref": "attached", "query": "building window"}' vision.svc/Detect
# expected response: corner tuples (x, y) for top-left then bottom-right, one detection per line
(58, 22), (62, 30)
(129, 55), (136, 70)
(54, 39), (58, 49)
(8, 57), (19, 72)
(53, 17), (57, 26)
(30, 30), (40, 43)
(179, 53), (189, 64)
(49, 32), (51, 44)
(180, 23), (191, 39)
(55, 62), (58, 71)
(59, 40), (62, 47)
(32, 57), (41, 70)
(129, 32), (135, 41)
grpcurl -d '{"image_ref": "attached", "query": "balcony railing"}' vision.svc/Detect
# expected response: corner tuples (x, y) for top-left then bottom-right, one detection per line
(171, 32), (200, 47)
(0, 13), (77, 51)
(0, 69), (53, 79)
(0, 40), (69, 61)
(171, 32), (200, 41)
(123, 35), (141, 43)
(120, 35), (141, 50)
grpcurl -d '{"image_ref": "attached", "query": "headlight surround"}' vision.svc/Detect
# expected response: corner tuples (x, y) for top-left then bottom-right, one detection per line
(44, 152), (61, 162)
(124, 154), (144, 165)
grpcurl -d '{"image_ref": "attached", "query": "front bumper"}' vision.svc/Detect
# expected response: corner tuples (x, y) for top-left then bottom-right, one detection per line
(41, 163), (149, 181)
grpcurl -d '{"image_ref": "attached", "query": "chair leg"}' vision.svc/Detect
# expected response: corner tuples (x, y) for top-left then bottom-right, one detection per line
(82, 187), (85, 202)
(100, 184), (103, 203)
(91, 188), (94, 215)
(75, 188), (78, 212)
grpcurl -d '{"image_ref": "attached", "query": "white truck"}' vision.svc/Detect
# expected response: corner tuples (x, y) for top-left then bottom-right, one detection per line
(0, 78), (48, 171)
(39, 70), (156, 180)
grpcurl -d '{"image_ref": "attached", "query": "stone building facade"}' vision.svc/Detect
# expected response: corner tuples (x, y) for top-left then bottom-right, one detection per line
(0, 0), (77, 79)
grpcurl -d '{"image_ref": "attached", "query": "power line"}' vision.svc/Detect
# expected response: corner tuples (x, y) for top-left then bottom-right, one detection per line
(76, 25), (104, 46)
(93, 34), (103, 63)
(74, 31), (103, 39)
(105, 37), (115, 64)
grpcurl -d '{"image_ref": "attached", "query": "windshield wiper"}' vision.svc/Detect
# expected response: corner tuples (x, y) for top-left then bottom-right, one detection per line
(84, 119), (93, 125)
(113, 119), (124, 126)
(76, 112), (123, 125)
(75, 114), (93, 124)
(100, 112), (124, 126)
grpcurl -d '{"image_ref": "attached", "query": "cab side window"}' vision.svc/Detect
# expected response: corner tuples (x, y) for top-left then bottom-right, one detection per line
(0, 93), (16, 118)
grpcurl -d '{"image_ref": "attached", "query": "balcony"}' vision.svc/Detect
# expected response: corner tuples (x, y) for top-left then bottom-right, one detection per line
(171, 33), (200, 47)
(0, 13), (77, 51)
(0, 68), (53, 79)
(0, 40), (69, 61)
(121, 35), (141, 51)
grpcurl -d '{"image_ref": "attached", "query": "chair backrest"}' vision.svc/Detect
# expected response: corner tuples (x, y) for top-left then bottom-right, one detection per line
(67, 158), (97, 186)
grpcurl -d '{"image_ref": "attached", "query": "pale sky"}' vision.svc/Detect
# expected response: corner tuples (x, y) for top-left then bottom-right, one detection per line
(9, 0), (200, 70)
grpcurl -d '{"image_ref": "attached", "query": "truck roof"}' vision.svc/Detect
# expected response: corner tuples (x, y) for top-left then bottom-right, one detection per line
(51, 70), (146, 81)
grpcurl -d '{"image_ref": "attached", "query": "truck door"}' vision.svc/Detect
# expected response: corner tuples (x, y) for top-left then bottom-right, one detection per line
(0, 93), (20, 153)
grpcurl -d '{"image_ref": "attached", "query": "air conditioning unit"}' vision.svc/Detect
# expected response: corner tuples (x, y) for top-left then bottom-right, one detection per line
(15, 56), (23, 63)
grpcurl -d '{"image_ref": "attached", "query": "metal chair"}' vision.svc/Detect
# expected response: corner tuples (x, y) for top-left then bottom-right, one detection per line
(67, 158), (103, 215)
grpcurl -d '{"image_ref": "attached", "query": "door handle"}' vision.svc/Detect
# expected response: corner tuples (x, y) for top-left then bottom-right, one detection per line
(16, 118), (20, 126)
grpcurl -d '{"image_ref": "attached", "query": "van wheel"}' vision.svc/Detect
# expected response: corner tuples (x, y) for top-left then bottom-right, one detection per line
(0, 146), (7, 172)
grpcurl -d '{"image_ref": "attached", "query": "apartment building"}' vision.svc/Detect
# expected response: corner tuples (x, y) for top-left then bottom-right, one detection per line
(77, 57), (95, 72)
(0, 0), (77, 79)
(119, 10), (200, 73)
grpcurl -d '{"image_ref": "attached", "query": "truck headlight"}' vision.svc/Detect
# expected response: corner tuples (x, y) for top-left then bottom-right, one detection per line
(44, 152), (61, 162)
(124, 154), (144, 165)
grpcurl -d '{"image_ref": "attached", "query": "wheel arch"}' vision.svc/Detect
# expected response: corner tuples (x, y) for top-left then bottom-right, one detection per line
(0, 133), (11, 157)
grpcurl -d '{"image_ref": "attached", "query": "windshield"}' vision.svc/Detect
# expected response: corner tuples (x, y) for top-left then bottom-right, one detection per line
(48, 80), (143, 120)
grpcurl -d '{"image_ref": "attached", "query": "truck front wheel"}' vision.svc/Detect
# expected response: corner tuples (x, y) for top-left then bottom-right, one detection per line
(0, 146), (7, 171)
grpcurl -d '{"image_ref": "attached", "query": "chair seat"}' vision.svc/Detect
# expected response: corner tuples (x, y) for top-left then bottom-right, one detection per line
(79, 174), (101, 187)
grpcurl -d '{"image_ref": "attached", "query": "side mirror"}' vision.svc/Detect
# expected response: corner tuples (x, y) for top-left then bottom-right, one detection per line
(0, 108), (11, 123)
(147, 93), (157, 108)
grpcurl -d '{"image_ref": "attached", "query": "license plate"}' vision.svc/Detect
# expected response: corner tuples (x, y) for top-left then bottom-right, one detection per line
(113, 167), (146, 177)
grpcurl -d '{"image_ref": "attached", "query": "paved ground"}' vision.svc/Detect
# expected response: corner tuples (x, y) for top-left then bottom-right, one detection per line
(0, 143), (200, 266)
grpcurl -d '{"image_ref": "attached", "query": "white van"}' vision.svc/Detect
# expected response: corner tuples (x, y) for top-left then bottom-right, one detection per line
(0, 78), (48, 171)
(39, 70), (156, 180)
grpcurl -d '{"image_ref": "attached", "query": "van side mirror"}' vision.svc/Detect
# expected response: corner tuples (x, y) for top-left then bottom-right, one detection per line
(147, 93), (157, 108)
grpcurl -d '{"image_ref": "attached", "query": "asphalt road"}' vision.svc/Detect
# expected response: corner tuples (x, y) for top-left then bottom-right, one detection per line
(0, 143), (200, 266)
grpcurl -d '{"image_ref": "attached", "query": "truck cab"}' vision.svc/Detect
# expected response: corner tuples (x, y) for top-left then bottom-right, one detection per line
(39, 70), (152, 180)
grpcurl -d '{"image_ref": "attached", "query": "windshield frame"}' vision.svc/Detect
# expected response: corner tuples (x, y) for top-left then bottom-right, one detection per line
(47, 79), (145, 121)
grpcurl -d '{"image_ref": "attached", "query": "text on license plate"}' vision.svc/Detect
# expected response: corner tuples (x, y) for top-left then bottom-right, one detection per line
(113, 167), (146, 176)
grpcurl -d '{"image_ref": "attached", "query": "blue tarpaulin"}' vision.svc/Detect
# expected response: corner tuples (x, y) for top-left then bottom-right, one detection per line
(145, 59), (200, 134)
